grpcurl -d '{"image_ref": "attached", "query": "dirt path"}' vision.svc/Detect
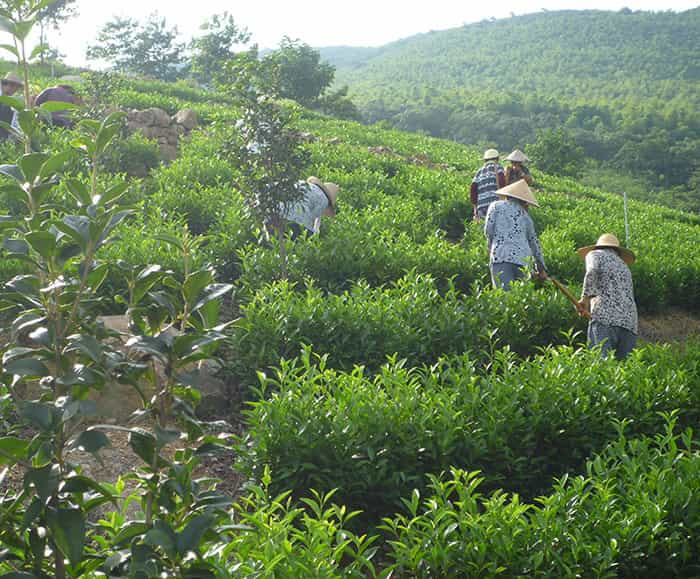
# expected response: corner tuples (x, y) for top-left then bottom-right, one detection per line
(638, 308), (700, 343)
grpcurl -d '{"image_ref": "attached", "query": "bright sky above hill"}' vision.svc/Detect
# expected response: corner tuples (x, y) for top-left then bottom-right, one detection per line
(41, 0), (700, 68)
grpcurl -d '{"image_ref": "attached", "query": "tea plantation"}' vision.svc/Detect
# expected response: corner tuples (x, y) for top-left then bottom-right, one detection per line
(2, 73), (700, 576)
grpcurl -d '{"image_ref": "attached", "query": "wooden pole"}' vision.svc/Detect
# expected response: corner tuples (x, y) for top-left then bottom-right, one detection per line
(623, 191), (630, 247)
(549, 276), (590, 319)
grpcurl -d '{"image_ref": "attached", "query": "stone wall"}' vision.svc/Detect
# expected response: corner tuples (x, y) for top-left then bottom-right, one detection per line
(125, 107), (199, 162)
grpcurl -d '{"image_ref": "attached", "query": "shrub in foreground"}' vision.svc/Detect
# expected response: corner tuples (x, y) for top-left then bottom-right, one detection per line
(239, 342), (700, 521)
(383, 420), (700, 577)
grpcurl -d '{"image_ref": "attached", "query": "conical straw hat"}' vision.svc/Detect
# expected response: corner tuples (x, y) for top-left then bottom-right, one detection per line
(496, 179), (539, 207)
(506, 149), (529, 163)
(483, 148), (499, 160)
(576, 233), (635, 265)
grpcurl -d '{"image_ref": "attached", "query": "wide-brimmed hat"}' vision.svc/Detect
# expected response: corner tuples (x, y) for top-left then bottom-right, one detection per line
(506, 149), (529, 163)
(576, 233), (635, 265)
(1, 72), (23, 86)
(496, 179), (539, 207)
(483, 148), (499, 160)
(307, 176), (339, 209)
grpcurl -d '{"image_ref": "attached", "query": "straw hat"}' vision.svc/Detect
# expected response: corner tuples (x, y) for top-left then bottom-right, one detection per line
(576, 233), (635, 265)
(496, 179), (539, 207)
(483, 148), (499, 160)
(506, 149), (529, 163)
(1, 72), (23, 87)
(307, 176), (339, 209)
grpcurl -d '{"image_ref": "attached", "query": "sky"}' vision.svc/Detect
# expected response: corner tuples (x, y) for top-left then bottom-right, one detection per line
(33, 0), (700, 68)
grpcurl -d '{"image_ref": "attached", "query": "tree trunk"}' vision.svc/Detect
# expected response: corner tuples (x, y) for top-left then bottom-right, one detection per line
(39, 22), (45, 66)
(276, 223), (288, 280)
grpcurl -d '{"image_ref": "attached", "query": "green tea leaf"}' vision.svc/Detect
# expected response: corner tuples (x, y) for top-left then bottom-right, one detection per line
(47, 507), (85, 565)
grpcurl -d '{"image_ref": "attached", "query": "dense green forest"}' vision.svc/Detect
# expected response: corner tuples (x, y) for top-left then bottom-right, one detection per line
(322, 8), (700, 211)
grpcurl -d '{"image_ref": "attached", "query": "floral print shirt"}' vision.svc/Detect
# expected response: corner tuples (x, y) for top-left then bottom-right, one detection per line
(281, 181), (329, 234)
(484, 199), (546, 270)
(582, 249), (638, 334)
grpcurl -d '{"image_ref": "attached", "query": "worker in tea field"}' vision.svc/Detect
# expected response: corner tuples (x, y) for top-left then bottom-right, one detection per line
(484, 179), (547, 290)
(504, 149), (533, 186)
(0, 72), (23, 140)
(576, 233), (638, 360)
(34, 83), (83, 128)
(470, 148), (505, 221)
(278, 176), (339, 239)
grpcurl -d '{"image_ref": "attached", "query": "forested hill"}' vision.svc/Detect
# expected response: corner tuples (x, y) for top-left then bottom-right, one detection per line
(324, 9), (700, 87)
(320, 9), (700, 210)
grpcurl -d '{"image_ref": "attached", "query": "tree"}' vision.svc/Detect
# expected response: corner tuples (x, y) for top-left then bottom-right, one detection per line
(315, 85), (361, 120)
(86, 13), (185, 81)
(264, 37), (335, 107)
(529, 127), (584, 178)
(190, 12), (250, 86)
(220, 54), (309, 278)
(36, 0), (77, 64)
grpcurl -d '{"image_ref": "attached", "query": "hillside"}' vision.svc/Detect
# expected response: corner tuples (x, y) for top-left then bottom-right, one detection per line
(322, 8), (700, 210)
(1, 67), (700, 575)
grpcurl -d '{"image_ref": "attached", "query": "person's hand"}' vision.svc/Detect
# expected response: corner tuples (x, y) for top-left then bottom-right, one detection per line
(575, 299), (591, 319)
(536, 269), (548, 281)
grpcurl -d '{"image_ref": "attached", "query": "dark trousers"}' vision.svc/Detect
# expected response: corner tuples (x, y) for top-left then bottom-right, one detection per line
(588, 321), (637, 361)
(490, 262), (526, 291)
(266, 221), (314, 241)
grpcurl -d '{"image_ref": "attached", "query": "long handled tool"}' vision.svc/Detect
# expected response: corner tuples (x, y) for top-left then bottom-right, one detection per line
(548, 276), (591, 319)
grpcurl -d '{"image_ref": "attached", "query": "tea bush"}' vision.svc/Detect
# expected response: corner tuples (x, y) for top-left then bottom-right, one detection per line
(236, 215), (485, 293)
(227, 273), (581, 385)
(99, 131), (161, 178)
(239, 342), (700, 521)
(383, 420), (700, 577)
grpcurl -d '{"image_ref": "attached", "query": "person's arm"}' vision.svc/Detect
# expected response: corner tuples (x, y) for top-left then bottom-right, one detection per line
(470, 181), (478, 205)
(578, 252), (601, 315)
(484, 203), (496, 253)
(522, 166), (533, 185)
(470, 181), (480, 219)
(576, 295), (592, 317)
(524, 213), (547, 277)
(497, 170), (506, 189)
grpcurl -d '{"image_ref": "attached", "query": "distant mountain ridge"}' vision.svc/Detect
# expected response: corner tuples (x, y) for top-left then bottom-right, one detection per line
(323, 8), (700, 88)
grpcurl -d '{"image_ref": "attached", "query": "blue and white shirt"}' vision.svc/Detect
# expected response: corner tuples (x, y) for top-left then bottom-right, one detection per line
(472, 161), (505, 215)
(281, 181), (329, 234)
(484, 199), (546, 270)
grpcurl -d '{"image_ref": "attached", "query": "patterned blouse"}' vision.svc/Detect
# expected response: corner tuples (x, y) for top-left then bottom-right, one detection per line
(505, 164), (531, 185)
(582, 249), (638, 334)
(484, 199), (546, 270)
(281, 182), (329, 233)
(472, 162), (505, 214)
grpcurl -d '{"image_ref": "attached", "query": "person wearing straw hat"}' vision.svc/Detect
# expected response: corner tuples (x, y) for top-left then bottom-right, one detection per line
(0, 72), (23, 140)
(275, 176), (339, 239)
(484, 179), (547, 290)
(470, 148), (505, 221)
(576, 233), (638, 360)
(504, 149), (533, 186)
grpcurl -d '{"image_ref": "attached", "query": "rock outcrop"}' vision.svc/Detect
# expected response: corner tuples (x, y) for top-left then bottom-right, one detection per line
(126, 107), (199, 162)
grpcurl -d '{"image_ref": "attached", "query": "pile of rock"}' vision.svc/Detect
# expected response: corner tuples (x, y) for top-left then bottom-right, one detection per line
(125, 107), (199, 162)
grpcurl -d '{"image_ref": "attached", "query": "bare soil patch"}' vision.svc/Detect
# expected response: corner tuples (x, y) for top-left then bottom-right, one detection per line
(638, 308), (700, 343)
